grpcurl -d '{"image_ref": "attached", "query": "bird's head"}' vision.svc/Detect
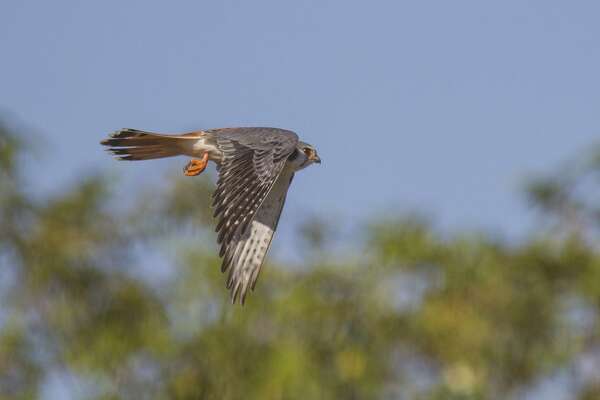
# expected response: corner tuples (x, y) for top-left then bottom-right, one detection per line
(290, 141), (321, 170)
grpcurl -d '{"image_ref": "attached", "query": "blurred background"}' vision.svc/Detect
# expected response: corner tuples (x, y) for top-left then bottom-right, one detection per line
(1, 1), (600, 399)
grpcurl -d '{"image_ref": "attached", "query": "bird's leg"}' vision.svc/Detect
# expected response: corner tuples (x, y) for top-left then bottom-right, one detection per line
(183, 152), (209, 176)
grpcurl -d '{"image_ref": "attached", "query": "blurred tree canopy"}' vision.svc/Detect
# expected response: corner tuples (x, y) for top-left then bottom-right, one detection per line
(1, 122), (600, 400)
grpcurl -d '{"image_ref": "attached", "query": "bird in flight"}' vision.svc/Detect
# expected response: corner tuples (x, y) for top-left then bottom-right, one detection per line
(101, 127), (321, 304)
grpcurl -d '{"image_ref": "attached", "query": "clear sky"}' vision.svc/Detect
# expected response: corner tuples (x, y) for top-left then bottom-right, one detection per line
(1, 0), (599, 240)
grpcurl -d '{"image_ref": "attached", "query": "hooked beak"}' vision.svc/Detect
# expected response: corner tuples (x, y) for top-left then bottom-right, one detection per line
(313, 154), (321, 164)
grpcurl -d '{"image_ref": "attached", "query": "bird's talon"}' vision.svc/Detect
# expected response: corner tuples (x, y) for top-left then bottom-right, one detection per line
(183, 153), (209, 176)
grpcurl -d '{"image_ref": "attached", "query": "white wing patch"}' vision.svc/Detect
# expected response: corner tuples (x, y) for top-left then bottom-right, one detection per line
(226, 167), (294, 304)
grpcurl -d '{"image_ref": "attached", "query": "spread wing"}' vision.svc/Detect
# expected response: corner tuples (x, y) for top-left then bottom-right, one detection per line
(210, 128), (298, 303)
(224, 170), (294, 304)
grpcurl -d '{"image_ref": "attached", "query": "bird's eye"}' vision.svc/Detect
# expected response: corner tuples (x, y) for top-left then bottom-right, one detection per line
(303, 148), (312, 157)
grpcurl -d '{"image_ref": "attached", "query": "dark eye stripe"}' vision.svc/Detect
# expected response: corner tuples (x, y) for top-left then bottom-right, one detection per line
(288, 148), (300, 161)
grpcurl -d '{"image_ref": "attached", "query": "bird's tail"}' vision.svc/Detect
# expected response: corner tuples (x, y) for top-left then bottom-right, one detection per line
(100, 128), (196, 161)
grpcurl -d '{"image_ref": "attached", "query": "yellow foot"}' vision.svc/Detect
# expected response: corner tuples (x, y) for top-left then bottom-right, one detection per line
(183, 153), (209, 176)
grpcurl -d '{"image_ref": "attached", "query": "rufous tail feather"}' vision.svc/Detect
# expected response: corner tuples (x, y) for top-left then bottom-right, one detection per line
(100, 128), (196, 161)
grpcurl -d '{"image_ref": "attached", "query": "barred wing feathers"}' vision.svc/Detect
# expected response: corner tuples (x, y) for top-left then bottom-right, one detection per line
(223, 170), (294, 304)
(210, 128), (298, 303)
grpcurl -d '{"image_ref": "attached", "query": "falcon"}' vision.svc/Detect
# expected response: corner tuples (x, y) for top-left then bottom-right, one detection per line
(100, 127), (321, 304)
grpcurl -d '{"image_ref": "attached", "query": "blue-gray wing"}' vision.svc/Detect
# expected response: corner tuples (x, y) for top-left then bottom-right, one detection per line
(209, 128), (298, 303)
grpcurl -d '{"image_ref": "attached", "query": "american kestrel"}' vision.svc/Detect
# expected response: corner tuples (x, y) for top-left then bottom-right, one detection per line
(101, 127), (321, 304)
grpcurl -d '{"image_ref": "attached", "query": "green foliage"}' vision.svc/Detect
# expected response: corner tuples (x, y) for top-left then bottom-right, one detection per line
(1, 123), (599, 399)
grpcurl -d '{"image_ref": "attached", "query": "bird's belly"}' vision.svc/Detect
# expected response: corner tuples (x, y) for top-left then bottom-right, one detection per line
(184, 138), (222, 162)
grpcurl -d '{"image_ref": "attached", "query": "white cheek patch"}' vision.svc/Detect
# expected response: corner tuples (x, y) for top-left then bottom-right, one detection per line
(288, 151), (308, 170)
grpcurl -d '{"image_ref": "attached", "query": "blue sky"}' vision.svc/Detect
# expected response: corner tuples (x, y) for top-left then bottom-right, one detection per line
(1, 0), (599, 240)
